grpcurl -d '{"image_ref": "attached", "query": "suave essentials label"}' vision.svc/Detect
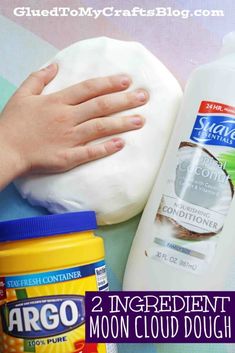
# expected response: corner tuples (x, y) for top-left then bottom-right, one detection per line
(0, 261), (114, 353)
(146, 101), (235, 274)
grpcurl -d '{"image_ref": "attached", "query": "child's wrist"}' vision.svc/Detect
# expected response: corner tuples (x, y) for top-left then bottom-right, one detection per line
(0, 125), (28, 182)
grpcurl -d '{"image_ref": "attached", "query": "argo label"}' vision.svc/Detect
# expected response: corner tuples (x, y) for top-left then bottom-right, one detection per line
(0, 260), (115, 353)
(1, 295), (85, 339)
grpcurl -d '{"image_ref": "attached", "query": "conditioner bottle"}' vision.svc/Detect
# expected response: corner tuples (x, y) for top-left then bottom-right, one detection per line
(124, 33), (235, 290)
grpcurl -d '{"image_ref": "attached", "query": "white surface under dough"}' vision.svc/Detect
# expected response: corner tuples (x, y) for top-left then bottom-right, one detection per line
(15, 37), (182, 225)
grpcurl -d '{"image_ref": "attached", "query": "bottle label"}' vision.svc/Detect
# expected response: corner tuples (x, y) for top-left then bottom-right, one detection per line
(0, 260), (116, 353)
(146, 101), (235, 274)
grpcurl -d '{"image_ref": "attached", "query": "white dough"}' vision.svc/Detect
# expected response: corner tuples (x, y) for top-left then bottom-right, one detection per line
(15, 37), (182, 225)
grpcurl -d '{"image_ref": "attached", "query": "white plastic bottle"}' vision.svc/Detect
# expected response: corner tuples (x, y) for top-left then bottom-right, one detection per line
(123, 33), (235, 291)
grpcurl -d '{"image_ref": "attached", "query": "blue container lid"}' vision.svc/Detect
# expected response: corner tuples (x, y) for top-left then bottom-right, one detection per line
(0, 211), (97, 243)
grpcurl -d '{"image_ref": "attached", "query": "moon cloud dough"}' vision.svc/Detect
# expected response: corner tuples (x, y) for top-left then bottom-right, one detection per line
(15, 37), (182, 225)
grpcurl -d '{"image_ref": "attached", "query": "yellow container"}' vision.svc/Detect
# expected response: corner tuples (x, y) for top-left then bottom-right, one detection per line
(0, 212), (117, 353)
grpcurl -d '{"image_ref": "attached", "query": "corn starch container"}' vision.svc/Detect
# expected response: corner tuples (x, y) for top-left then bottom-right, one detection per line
(0, 212), (117, 353)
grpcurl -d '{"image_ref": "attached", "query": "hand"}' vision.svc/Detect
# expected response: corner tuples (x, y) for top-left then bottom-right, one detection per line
(0, 63), (148, 188)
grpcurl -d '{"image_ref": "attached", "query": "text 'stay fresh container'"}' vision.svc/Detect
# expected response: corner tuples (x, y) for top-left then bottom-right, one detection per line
(0, 212), (117, 353)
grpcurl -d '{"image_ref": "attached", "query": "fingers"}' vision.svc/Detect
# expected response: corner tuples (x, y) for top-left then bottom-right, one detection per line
(68, 138), (125, 167)
(72, 89), (149, 124)
(17, 63), (58, 96)
(53, 74), (131, 105)
(74, 115), (145, 144)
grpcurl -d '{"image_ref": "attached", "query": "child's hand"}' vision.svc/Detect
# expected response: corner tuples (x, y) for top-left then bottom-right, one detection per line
(0, 63), (148, 181)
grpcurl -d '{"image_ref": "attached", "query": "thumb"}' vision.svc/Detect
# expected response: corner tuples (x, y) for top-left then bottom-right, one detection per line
(18, 63), (58, 96)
